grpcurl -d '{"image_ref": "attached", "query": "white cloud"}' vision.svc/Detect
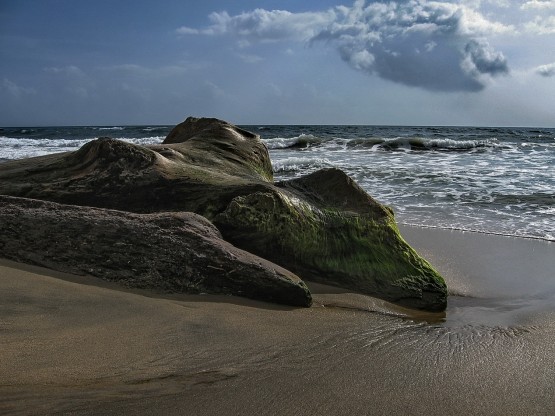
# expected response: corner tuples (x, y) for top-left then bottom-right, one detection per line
(456, 6), (515, 35)
(346, 49), (375, 71)
(177, 8), (336, 41)
(178, 1), (512, 92)
(98, 63), (200, 78)
(205, 81), (226, 98)
(237, 53), (263, 64)
(2, 78), (36, 98)
(176, 26), (201, 35)
(524, 16), (555, 34)
(536, 62), (555, 76)
(102, 64), (150, 73)
(43, 65), (86, 76)
(489, 0), (511, 7)
(521, 0), (555, 10)
(43, 65), (95, 98)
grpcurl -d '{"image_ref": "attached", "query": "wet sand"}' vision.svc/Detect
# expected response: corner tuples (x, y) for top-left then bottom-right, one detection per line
(1, 226), (554, 415)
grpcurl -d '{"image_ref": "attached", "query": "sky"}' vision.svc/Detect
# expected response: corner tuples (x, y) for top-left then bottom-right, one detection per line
(1, 0), (554, 127)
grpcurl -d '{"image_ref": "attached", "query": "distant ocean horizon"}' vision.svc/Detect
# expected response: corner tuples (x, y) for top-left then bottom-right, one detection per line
(1, 124), (554, 241)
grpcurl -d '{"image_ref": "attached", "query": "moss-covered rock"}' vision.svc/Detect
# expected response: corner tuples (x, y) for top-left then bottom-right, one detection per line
(214, 169), (447, 312)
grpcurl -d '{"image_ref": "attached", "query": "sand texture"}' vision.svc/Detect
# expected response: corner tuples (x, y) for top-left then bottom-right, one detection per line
(1, 226), (554, 415)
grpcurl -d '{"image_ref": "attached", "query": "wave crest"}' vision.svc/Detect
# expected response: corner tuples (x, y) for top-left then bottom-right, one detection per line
(264, 134), (501, 152)
(264, 134), (325, 149)
(272, 156), (333, 174)
(349, 137), (500, 152)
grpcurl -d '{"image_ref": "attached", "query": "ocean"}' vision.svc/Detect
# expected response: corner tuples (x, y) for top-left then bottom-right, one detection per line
(1, 124), (554, 241)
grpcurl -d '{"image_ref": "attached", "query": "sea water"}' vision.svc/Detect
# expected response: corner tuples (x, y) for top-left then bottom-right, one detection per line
(255, 125), (555, 242)
(2, 124), (553, 241)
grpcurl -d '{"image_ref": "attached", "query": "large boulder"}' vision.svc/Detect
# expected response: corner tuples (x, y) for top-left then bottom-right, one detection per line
(0, 117), (447, 311)
(0, 195), (312, 307)
(0, 117), (272, 217)
(214, 168), (447, 311)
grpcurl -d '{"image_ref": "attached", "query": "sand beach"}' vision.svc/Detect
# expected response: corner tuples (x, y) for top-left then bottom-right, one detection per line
(1, 225), (554, 415)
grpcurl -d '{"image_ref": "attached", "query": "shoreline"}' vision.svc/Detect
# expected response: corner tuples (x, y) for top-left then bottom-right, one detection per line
(399, 224), (555, 327)
(2, 225), (554, 415)
(400, 221), (555, 243)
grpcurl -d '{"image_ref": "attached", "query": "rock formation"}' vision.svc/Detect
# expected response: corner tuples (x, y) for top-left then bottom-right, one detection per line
(0, 195), (312, 307)
(215, 168), (447, 311)
(0, 116), (447, 311)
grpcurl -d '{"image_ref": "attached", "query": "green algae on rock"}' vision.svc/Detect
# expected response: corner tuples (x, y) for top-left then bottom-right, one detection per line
(214, 168), (447, 312)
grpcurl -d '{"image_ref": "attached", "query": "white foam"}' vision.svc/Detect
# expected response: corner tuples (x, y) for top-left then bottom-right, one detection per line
(0, 136), (90, 159)
(264, 134), (322, 149)
(264, 137), (303, 149)
(272, 156), (333, 175)
(114, 136), (165, 146)
(0, 136), (164, 160)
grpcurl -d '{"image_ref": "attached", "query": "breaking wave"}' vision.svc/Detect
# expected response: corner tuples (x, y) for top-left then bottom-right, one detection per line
(349, 137), (501, 152)
(264, 134), (502, 152)
(264, 134), (326, 149)
(0, 135), (164, 160)
(272, 156), (334, 174)
(96, 126), (125, 131)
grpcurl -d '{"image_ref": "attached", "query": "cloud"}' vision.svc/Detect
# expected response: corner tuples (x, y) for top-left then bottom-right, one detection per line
(236, 53), (263, 64)
(312, 1), (511, 91)
(524, 16), (555, 34)
(43, 65), (87, 77)
(100, 64), (151, 74)
(2, 78), (36, 98)
(205, 81), (226, 98)
(98, 63), (195, 76)
(180, 0), (511, 92)
(536, 62), (555, 77)
(487, 0), (511, 7)
(521, 0), (555, 10)
(176, 8), (336, 42)
(43, 65), (95, 98)
(521, 1), (555, 34)
(176, 26), (201, 35)
(462, 40), (509, 76)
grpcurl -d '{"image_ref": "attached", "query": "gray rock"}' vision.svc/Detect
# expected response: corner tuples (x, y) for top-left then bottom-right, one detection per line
(0, 195), (312, 307)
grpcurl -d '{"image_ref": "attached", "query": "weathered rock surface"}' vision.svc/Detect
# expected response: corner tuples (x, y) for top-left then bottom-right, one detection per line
(163, 116), (273, 182)
(0, 195), (312, 307)
(0, 116), (447, 311)
(0, 118), (273, 217)
(214, 168), (447, 311)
